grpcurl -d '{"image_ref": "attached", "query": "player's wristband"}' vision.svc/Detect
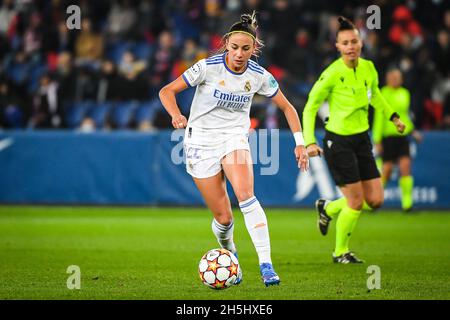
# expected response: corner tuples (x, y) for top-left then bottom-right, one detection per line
(294, 132), (305, 146)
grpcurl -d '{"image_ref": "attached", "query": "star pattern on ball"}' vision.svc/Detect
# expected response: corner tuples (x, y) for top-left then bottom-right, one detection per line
(218, 248), (231, 256)
(199, 248), (240, 290)
(213, 279), (227, 289)
(228, 261), (238, 277)
(207, 260), (219, 272)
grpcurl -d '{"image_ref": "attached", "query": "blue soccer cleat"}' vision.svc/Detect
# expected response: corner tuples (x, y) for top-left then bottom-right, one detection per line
(260, 263), (280, 287)
(233, 252), (243, 285)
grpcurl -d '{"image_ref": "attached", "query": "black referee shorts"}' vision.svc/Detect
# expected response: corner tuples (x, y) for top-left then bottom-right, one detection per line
(323, 130), (380, 186)
(381, 136), (410, 162)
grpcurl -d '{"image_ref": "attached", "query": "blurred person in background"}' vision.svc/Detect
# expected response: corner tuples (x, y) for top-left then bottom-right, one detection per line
(433, 30), (449, 79)
(0, 78), (26, 128)
(136, 0), (166, 42)
(159, 12), (308, 287)
(286, 28), (319, 93)
(106, 0), (138, 41)
(203, 0), (224, 35)
(117, 50), (147, 101)
(389, 5), (424, 50)
(267, 0), (298, 68)
(96, 59), (120, 103)
(29, 73), (60, 129)
(3, 51), (31, 97)
(22, 12), (44, 60)
(171, 38), (207, 80)
(373, 68), (422, 212)
(73, 67), (97, 103)
(54, 20), (75, 53)
(55, 51), (76, 106)
(75, 18), (104, 65)
(0, 0), (16, 36)
(148, 30), (177, 97)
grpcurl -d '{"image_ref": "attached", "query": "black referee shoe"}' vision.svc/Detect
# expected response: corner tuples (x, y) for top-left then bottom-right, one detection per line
(332, 252), (365, 264)
(315, 199), (332, 236)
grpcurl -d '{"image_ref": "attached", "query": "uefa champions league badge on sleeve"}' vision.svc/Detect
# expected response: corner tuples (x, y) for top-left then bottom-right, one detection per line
(269, 75), (278, 88)
(191, 62), (202, 74)
(186, 62), (202, 83)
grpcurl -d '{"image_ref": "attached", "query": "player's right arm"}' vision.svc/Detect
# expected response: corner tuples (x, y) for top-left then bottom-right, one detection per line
(159, 76), (189, 129)
(302, 69), (335, 157)
(159, 59), (207, 129)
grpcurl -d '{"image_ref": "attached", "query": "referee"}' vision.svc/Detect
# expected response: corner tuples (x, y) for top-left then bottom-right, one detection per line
(373, 68), (422, 212)
(302, 17), (406, 264)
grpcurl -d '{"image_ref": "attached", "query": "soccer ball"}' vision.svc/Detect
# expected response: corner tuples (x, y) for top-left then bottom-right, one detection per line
(198, 248), (240, 290)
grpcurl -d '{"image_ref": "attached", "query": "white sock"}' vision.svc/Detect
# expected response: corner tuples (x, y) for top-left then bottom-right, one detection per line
(239, 196), (272, 264)
(212, 219), (236, 253)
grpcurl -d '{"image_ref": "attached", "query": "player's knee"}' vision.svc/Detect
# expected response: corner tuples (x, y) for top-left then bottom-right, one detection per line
(235, 190), (254, 203)
(214, 211), (233, 226)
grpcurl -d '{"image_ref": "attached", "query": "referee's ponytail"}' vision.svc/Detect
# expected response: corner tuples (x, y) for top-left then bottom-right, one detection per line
(336, 16), (359, 37)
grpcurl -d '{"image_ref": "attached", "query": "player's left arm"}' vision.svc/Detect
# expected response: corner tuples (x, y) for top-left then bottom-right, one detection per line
(369, 62), (405, 134)
(271, 89), (309, 172)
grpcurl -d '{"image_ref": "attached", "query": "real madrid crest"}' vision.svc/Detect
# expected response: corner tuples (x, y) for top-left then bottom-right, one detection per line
(244, 80), (251, 92)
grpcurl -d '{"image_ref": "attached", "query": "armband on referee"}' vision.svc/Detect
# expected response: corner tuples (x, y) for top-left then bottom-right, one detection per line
(294, 132), (305, 146)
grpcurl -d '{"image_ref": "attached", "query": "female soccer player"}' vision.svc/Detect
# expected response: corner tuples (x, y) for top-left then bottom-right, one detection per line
(302, 17), (406, 264)
(373, 68), (422, 211)
(159, 12), (309, 286)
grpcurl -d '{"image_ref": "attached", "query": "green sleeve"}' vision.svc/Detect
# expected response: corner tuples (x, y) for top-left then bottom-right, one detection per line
(369, 62), (395, 120)
(302, 70), (335, 146)
(372, 87), (386, 144)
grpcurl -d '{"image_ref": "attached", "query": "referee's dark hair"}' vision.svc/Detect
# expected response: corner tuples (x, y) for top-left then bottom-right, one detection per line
(336, 16), (359, 37)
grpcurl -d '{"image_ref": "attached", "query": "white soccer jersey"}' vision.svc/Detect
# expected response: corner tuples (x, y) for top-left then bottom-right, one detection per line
(182, 53), (279, 137)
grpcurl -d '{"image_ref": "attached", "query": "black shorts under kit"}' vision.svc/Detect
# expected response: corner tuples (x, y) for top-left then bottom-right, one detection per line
(381, 136), (411, 162)
(323, 130), (380, 186)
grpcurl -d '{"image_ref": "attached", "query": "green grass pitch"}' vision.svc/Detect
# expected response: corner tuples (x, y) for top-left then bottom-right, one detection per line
(0, 206), (449, 300)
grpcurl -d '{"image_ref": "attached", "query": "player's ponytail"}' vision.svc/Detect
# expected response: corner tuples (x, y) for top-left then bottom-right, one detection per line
(217, 11), (264, 57)
(232, 12), (258, 37)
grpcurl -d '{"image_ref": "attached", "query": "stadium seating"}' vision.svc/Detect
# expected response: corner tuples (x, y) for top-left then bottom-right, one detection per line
(106, 41), (153, 64)
(132, 42), (153, 61)
(3, 105), (24, 128)
(64, 101), (92, 129)
(110, 101), (139, 129)
(27, 64), (49, 94)
(86, 101), (113, 129)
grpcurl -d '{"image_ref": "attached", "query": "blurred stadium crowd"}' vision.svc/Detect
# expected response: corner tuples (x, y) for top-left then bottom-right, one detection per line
(0, 0), (449, 131)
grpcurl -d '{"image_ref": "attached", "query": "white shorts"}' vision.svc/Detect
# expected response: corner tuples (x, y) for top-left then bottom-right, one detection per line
(184, 128), (251, 179)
